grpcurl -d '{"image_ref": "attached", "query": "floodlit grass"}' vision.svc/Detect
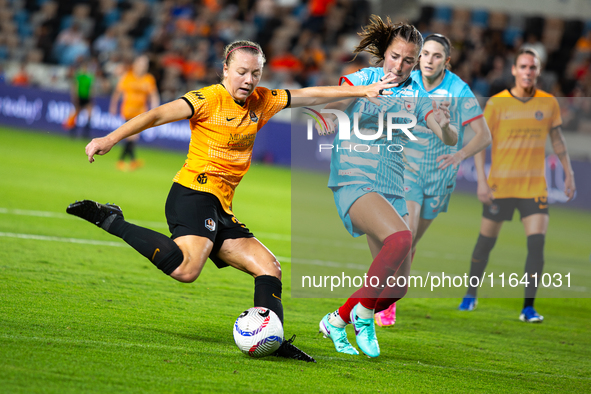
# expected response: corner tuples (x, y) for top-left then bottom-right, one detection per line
(0, 127), (590, 393)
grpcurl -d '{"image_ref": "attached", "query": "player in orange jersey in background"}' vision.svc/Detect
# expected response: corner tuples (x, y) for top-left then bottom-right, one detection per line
(459, 48), (576, 322)
(67, 40), (396, 362)
(109, 55), (159, 171)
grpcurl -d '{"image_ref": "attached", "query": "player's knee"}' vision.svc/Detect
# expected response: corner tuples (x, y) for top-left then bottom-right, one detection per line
(527, 233), (545, 259)
(259, 259), (282, 280)
(169, 255), (203, 283)
(387, 230), (412, 254)
(472, 234), (497, 261)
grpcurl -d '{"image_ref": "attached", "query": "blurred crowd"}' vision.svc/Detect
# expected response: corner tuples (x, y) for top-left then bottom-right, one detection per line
(1, 0), (590, 130)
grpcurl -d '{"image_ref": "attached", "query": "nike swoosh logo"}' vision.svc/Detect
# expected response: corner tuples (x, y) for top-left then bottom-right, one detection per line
(539, 204), (548, 209)
(322, 321), (330, 335)
(353, 315), (360, 335)
(226, 117), (236, 121)
(272, 293), (281, 301)
(151, 248), (160, 262)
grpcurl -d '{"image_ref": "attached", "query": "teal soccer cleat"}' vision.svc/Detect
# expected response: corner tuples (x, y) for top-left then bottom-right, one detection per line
(319, 314), (359, 355)
(350, 305), (380, 357)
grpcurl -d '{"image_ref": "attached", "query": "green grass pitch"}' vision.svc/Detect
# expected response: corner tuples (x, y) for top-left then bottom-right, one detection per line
(0, 126), (590, 393)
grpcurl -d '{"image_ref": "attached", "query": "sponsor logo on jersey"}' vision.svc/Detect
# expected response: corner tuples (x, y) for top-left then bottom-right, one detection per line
(354, 70), (369, 83)
(464, 98), (479, 110)
(196, 173), (208, 184)
(228, 133), (256, 148)
(205, 218), (216, 231)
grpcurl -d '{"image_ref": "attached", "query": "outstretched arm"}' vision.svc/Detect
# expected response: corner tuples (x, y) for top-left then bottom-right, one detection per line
(437, 116), (492, 169)
(86, 99), (192, 163)
(549, 126), (576, 201)
(288, 76), (396, 107)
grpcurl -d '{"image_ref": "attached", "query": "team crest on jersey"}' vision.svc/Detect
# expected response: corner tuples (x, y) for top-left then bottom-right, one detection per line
(404, 100), (416, 112)
(535, 111), (544, 120)
(205, 218), (216, 232)
(489, 204), (500, 215)
(404, 186), (411, 192)
(196, 173), (208, 184)
(249, 111), (258, 122)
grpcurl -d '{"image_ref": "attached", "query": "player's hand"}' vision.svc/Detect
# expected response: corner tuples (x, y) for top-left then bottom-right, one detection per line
(437, 150), (466, 170)
(315, 114), (337, 136)
(564, 174), (576, 201)
(477, 181), (494, 205)
(85, 137), (115, 163)
(365, 73), (398, 105)
(432, 101), (451, 129)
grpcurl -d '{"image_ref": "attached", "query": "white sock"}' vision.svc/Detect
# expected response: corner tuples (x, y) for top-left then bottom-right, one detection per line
(327, 311), (347, 328)
(356, 303), (374, 319)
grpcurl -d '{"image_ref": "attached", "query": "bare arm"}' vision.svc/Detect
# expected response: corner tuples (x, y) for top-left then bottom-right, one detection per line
(549, 126), (576, 201)
(473, 147), (493, 204)
(288, 76), (395, 108)
(437, 116), (492, 169)
(86, 99), (192, 163)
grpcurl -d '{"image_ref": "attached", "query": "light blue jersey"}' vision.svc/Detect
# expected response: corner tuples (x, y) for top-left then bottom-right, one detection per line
(406, 69), (483, 197)
(327, 67), (433, 236)
(328, 67), (433, 199)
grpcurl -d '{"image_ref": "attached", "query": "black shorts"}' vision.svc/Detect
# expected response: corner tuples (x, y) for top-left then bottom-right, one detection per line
(482, 197), (549, 222)
(165, 182), (254, 268)
(78, 97), (91, 107)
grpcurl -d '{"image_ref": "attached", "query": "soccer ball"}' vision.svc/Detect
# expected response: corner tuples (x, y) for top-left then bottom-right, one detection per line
(233, 307), (284, 357)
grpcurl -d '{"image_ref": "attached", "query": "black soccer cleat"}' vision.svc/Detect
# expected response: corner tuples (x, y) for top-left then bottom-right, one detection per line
(66, 200), (123, 231)
(273, 335), (316, 363)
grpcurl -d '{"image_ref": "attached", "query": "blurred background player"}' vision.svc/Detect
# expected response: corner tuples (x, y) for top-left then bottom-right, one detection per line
(67, 40), (396, 363)
(109, 55), (159, 171)
(63, 57), (96, 139)
(318, 17), (457, 358)
(374, 33), (492, 327)
(459, 48), (576, 322)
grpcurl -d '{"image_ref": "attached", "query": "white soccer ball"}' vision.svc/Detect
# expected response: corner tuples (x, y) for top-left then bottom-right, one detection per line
(233, 307), (284, 357)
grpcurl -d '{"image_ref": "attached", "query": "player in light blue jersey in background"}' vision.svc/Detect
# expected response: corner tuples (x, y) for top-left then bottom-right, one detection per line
(317, 16), (457, 358)
(374, 33), (492, 326)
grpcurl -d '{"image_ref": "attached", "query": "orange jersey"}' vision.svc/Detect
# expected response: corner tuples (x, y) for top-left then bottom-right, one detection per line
(484, 89), (562, 199)
(173, 84), (290, 214)
(116, 71), (157, 120)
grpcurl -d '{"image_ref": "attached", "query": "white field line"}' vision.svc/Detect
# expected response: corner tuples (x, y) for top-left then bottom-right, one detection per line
(1, 208), (587, 293)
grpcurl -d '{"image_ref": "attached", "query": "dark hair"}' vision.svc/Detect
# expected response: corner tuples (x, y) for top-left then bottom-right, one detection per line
(514, 47), (540, 65)
(223, 40), (265, 66)
(353, 15), (423, 66)
(424, 33), (452, 58)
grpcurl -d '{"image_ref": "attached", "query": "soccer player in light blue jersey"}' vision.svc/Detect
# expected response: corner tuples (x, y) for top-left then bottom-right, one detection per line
(318, 17), (457, 357)
(374, 34), (492, 326)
